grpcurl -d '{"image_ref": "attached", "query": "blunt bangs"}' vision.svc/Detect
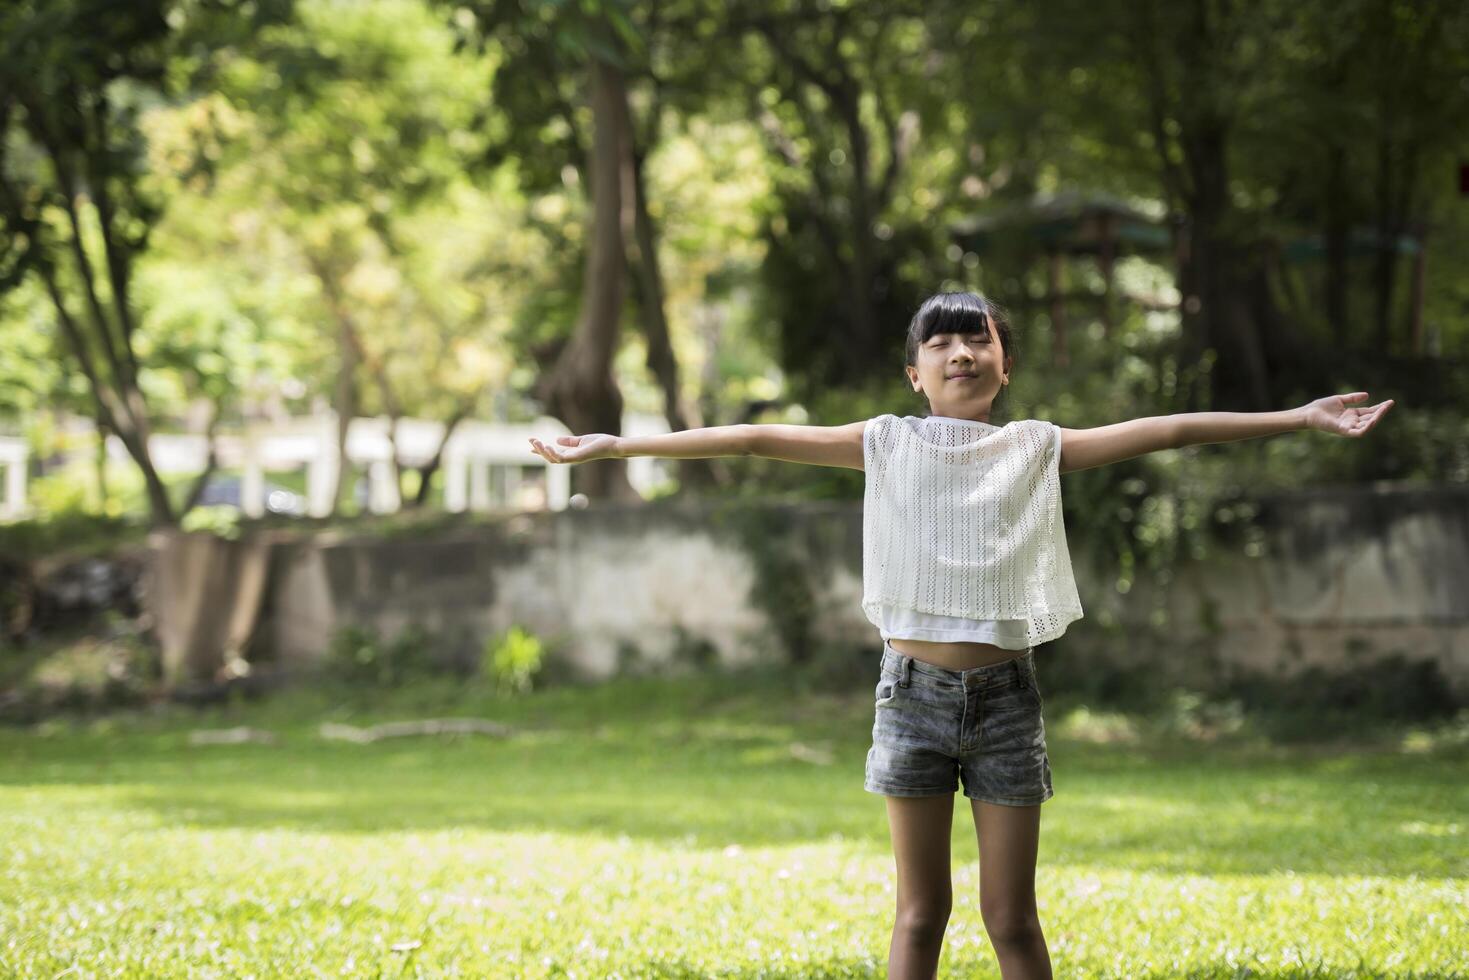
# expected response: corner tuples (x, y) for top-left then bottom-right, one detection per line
(904, 291), (1009, 366)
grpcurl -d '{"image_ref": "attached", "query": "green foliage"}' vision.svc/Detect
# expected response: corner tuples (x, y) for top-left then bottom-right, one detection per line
(0, 0), (298, 527)
(179, 503), (243, 540)
(323, 621), (443, 687)
(444, 0), (639, 189)
(0, 617), (159, 724)
(25, 471), (96, 520)
(3, 0), (1466, 546)
(1222, 654), (1465, 743)
(0, 512), (147, 565)
(614, 625), (721, 677)
(0, 283), (68, 420)
(480, 624), (546, 695)
(668, 624), (719, 672)
(707, 500), (819, 665)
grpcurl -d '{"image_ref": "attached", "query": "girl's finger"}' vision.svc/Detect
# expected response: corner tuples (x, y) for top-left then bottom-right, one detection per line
(557, 436), (577, 445)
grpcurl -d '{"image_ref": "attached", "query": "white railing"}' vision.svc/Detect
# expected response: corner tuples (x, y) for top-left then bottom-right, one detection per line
(101, 412), (674, 517)
(0, 436), (27, 520)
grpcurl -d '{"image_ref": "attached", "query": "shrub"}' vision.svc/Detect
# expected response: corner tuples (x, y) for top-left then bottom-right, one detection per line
(324, 622), (443, 687)
(179, 505), (243, 540)
(481, 625), (545, 695)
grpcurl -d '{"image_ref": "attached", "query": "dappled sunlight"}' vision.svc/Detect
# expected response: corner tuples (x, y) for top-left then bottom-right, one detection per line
(3, 775), (1463, 977)
(1050, 704), (1143, 744)
(2, 625), (1464, 976)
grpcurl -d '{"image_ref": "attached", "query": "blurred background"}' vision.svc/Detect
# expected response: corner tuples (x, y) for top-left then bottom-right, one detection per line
(1, 0), (1466, 718)
(2, 3), (1468, 976)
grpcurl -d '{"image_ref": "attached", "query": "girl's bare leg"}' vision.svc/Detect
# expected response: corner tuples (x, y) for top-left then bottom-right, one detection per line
(971, 800), (1052, 979)
(884, 794), (954, 979)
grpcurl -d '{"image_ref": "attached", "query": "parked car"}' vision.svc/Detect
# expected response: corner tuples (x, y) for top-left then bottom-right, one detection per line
(195, 473), (307, 516)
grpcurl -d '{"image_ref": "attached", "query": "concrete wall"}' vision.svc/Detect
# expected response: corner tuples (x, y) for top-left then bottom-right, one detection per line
(1060, 486), (1469, 700)
(237, 487), (1469, 701)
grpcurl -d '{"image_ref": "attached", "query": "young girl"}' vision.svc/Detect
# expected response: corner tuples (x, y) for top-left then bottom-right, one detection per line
(527, 290), (1394, 979)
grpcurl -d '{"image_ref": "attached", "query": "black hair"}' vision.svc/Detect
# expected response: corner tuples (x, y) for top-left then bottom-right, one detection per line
(904, 291), (1016, 417)
(903, 291), (1013, 367)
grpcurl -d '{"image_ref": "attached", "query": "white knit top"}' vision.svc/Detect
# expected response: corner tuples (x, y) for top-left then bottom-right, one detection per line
(861, 414), (1085, 648)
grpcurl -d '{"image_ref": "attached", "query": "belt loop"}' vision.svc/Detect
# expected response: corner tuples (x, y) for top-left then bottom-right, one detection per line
(900, 656), (912, 688)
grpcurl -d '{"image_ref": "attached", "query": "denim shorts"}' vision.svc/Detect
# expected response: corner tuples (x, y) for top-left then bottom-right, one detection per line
(864, 640), (1054, 806)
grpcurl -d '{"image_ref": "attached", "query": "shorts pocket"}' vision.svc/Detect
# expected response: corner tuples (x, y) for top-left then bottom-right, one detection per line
(1022, 671), (1044, 710)
(875, 676), (901, 707)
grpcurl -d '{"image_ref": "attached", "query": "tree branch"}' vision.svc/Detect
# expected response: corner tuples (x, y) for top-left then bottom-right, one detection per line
(179, 400), (223, 518)
(1135, 0), (1192, 210)
(753, 98), (849, 279)
(83, 88), (143, 387)
(29, 102), (133, 394)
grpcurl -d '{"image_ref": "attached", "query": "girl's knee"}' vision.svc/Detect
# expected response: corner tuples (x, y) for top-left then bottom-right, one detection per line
(980, 909), (1043, 949)
(896, 903), (952, 943)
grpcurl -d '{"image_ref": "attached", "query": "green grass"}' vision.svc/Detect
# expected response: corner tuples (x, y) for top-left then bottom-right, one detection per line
(1, 668), (1465, 978)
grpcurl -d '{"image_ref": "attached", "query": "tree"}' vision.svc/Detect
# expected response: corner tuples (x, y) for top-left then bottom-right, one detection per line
(174, 0), (499, 514)
(716, 1), (939, 396)
(0, 0), (291, 526)
(450, 0), (729, 498)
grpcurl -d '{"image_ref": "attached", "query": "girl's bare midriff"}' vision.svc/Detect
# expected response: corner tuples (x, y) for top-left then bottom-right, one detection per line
(888, 638), (1030, 672)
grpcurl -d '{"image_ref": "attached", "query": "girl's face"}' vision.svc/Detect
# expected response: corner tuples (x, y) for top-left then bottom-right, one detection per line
(905, 324), (1011, 421)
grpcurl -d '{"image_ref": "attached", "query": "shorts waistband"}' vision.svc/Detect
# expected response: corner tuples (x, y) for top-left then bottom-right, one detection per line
(881, 639), (1035, 690)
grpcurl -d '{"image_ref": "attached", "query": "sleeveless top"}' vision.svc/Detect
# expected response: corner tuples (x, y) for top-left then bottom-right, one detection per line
(861, 414), (1085, 649)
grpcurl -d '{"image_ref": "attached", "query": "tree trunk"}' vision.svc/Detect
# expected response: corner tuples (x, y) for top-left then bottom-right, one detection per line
(120, 424), (176, 525)
(329, 310), (357, 517)
(179, 400), (223, 518)
(1371, 138), (1398, 354)
(1372, 140), (1419, 355)
(41, 277), (175, 525)
(532, 55), (637, 502)
(1098, 212), (1116, 339)
(94, 419), (109, 512)
(1135, 0), (1276, 414)
(614, 83), (718, 493)
(1408, 225), (1426, 355)
(7, 171), (175, 525)
(410, 405), (473, 509)
(839, 90), (880, 366)
(306, 256), (365, 518)
(1047, 250), (1068, 368)
(1176, 112), (1272, 413)
(1323, 143), (1350, 342)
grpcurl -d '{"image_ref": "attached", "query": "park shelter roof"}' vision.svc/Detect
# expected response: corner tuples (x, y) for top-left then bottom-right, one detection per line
(951, 190), (1423, 260)
(951, 191), (1173, 257)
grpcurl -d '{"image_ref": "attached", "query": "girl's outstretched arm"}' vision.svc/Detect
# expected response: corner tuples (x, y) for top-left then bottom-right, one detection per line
(529, 425), (746, 464)
(1172, 391), (1394, 445)
(1057, 392), (1395, 475)
(529, 421), (867, 470)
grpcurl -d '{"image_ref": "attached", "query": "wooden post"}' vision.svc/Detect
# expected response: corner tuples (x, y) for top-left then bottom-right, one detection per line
(1409, 227), (1426, 356)
(1098, 212), (1117, 340)
(1048, 250), (1069, 368)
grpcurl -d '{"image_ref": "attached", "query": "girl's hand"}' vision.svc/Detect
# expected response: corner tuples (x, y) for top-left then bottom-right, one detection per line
(1302, 392), (1394, 437)
(527, 433), (621, 464)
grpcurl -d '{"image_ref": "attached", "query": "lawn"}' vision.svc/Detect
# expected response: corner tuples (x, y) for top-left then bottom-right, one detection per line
(1, 666), (1465, 978)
